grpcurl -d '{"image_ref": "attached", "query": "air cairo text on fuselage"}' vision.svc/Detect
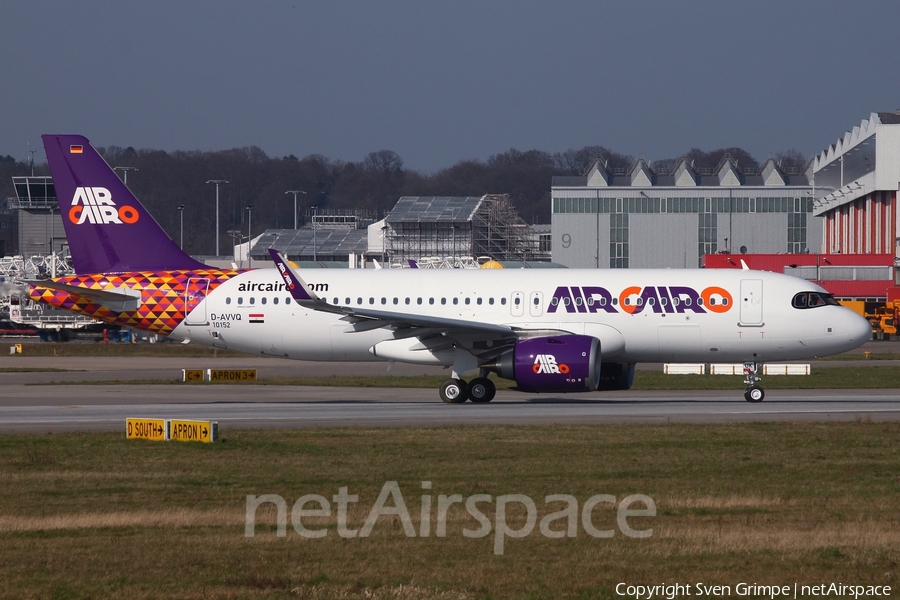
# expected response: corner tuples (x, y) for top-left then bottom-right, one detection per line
(236, 280), (733, 316)
(548, 285), (733, 315)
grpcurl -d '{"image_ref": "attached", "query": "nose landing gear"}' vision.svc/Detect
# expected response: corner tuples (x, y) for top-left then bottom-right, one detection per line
(743, 362), (765, 402)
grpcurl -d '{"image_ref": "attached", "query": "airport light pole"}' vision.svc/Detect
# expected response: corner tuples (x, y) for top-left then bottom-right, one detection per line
(206, 180), (229, 256)
(311, 204), (318, 262)
(245, 205), (254, 268)
(113, 166), (139, 185)
(285, 190), (306, 229)
(177, 204), (185, 249)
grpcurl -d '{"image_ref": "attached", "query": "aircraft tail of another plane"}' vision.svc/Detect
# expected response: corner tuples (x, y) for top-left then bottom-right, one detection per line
(42, 134), (208, 275)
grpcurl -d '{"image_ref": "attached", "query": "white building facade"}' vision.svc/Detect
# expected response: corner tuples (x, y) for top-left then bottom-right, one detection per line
(552, 157), (819, 269)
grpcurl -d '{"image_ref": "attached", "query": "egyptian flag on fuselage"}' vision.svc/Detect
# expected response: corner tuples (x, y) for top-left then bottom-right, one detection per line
(249, 313), (264, 324)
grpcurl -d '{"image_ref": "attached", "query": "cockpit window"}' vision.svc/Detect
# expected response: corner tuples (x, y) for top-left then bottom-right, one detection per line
(792, 291), (839, 309)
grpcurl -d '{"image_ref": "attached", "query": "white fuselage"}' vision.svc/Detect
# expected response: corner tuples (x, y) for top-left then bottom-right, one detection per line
(169, 267), (870, 367)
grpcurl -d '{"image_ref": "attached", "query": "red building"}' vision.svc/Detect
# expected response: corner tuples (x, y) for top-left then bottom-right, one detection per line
(703, 253), (894, 300)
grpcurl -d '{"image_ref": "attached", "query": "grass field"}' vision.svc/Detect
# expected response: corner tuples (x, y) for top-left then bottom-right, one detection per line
(1, 423), (898, 599)
(6, 342), (244, 358)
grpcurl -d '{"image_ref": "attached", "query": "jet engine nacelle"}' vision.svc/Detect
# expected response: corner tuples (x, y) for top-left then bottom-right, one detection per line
(487, 334), (602, 393)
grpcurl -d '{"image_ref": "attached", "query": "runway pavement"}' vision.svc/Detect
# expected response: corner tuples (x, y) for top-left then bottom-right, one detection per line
(1, 350), (899, 432)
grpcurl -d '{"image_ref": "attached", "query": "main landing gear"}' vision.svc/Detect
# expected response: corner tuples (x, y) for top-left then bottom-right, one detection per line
(439, 376), (496, 404)
(743, 361), (765, 403)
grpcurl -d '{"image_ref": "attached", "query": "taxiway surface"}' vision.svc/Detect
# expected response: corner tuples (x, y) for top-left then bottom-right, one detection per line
(1, 351), (899, 432)
(0, 357), (900, 432)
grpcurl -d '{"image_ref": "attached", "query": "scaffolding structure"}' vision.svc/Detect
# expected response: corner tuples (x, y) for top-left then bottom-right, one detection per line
(471, 194), (543, 262)
(384, 194), (547, 265)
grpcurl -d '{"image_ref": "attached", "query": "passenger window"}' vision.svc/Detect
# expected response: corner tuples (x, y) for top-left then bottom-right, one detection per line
(274, 297), (279, 305)
(573, 297), (581, 306)
(516, 297), (522, 306)
(429, 298), (435, 305)
(417, 298), (422, 305)
(489, 298), (494, 305)
(465, 298), (470, 305)
(477, 298), (482, 305)
(238, 297), (243, 304)
(405, 298), (410, 305)
(262, 297), (267, 305)
(381, 297), (386, 305)
(393, 298), (398, 305)
(357, 297), (363, 305)
(369, 298), (375, 305)
(226, 297), (231, 305)
(345, 297), (350, 304)
(250, 297), (255, 305)
(453, 298), (458, 305)
(441, 298), (446, 305)
(501, 298), (507, 305)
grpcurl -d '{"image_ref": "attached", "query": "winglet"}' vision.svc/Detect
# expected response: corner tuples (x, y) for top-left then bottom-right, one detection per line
(740, 259), (750, 270)
(268, 248), (316, 303)
(407, 259), (418, 269)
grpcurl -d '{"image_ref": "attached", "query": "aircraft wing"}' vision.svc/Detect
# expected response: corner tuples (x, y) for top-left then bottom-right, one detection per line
(268, 249), (536, 357)
(28, 280), (143, 312)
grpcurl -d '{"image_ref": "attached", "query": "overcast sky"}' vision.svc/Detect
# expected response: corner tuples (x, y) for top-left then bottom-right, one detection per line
(3, 1), (899, 172)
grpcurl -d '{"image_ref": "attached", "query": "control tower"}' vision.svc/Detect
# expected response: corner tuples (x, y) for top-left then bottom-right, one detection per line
(8, 176), (66, 258)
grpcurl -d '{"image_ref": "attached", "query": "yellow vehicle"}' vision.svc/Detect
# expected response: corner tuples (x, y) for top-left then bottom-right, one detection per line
(866, 301), (900, 335)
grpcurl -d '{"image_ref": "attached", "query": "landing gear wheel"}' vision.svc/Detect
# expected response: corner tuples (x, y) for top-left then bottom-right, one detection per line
(468, 377), (496, 403)
(439, 378), (469, 404)
(742, 361), (764, 403)
(744, 385), (765, 403)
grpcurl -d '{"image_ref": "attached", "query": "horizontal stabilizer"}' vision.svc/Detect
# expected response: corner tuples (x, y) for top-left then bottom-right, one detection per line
(29, 280), (142, 312)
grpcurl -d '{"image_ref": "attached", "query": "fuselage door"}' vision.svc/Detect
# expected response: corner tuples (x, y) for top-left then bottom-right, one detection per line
(510, 291), (524, 317)
(185, 278), (210, 325)
(529, 291), (543, 317)
(739, 279), (763, 325)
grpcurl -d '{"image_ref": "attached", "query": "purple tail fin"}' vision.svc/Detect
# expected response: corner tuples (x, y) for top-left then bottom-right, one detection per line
(42, 134), (207, 274)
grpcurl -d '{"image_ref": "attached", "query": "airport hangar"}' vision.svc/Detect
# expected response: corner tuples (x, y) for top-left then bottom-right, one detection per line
(550, 155), (818, 270)
(551, 111), (900, 304)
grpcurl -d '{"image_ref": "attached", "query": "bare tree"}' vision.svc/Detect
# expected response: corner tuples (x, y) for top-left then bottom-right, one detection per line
(775, 149), (808, 174)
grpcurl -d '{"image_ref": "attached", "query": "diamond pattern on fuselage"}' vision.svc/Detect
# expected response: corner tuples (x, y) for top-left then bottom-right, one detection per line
(30, 269), (242, 335)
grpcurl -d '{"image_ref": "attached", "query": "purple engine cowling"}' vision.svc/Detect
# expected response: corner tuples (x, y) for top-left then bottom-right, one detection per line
(487, 335), (601, 393)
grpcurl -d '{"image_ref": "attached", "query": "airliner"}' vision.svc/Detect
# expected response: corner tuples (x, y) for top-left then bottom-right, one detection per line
(30, 135), (871, 403)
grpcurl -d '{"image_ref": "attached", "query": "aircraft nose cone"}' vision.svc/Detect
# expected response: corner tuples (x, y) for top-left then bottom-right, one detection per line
(847, 311), (872, 344)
